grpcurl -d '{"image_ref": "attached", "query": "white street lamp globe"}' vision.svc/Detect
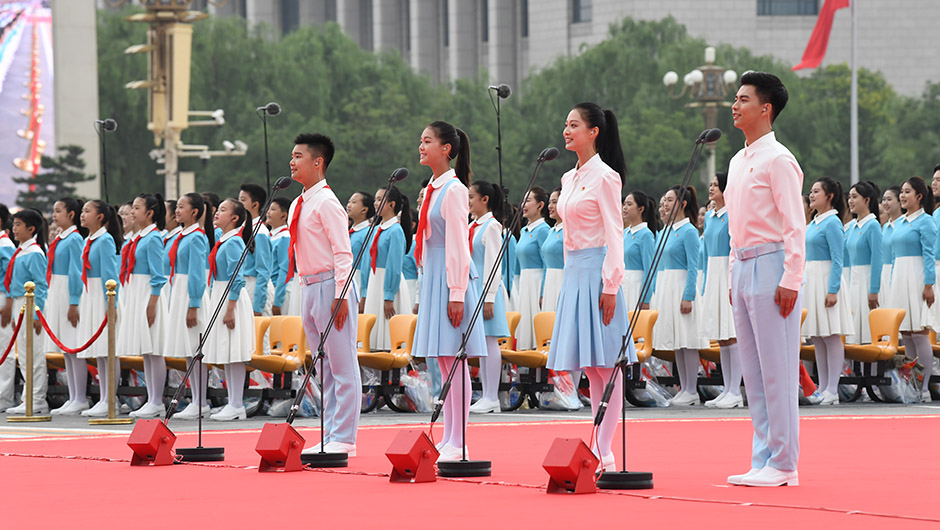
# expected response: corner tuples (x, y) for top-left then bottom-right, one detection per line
(723, 69), (738, 85)
(690, 69), (704, 84)
(704, 46), (716, 64)
(683, 72), (694, 86)
(663, 71), (679, 87)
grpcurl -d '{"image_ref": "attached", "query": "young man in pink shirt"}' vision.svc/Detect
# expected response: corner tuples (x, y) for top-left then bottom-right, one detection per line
(288, 133), (360, 456)
(725, 72), (805, 487)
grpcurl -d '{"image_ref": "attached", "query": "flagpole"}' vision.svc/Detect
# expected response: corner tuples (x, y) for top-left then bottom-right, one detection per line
(850, 0), (859, 185)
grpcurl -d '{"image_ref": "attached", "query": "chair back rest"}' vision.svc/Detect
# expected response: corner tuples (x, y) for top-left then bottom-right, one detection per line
(358, 313), (377, 353)
(253, 316), (271, 356)
(278, 316), (305, 362)
(533, 311), (555, 351)
(868, 308), (905, 350)
(389, 314), (418, 355)
(499, 312), (523, 349)
(628, 310), (659, 358)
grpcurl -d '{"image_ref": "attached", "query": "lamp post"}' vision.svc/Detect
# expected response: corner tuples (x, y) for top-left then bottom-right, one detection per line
(663, 46), (738, 185)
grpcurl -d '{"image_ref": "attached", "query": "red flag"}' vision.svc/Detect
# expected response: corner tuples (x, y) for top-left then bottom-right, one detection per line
(792, 0), (850, 71)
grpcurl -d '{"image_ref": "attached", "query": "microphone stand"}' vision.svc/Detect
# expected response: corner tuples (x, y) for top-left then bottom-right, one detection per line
(594, 129), (719, 489)
(259, 110), (272, 191)
(432, 147), (559, 478)
(488, 87), (513, 289)
(157, 177), (293, 462)
(94, 120), (112, 203)
(284, 168), (408, 468)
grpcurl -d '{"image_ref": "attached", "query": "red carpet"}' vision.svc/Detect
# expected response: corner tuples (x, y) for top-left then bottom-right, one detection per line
(2, 415), (939, 528)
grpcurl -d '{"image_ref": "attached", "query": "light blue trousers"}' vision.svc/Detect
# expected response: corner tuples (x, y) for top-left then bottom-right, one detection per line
(730, 250), (801, 472)
(301, 276), (361, 445)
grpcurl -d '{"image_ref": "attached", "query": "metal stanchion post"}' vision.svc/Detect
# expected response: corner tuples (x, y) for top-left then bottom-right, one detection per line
(9, 281), (50, 422)
(90, 280), (132, 425)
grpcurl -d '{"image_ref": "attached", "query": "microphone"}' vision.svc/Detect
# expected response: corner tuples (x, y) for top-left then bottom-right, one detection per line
(257, 102), (281, 115)
(97, 119), (118, 132)
(538, 147), (560, 161)
(390, 167), (409, 182)
(274, 176), (293, 190)
(488, 84), (511, 99)
(703, 128), (722, 143)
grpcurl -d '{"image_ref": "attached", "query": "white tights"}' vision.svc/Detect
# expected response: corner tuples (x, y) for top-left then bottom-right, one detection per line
(675, 348), (700, 395)
(223, 362), (246, 408)
(64, 354), (87, 404)
(811, 334), (844, 394)
(478, 337), (502, 402)
(94, 356), (121, 405)
(186, 357), (208, 408)
(584, 367), (623, 459)
(437, 356), (470, 449)
(142, 354), (166, 407)
(902, 333), (933, 392)
(719, 343), (742, 397)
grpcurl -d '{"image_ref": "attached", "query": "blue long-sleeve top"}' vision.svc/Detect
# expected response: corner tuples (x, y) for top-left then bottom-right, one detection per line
(882, 219), (896, 268)
(7, 238), (47, 310)
(131, 225), (168, 296)
(805, 210), (846, 294)
(84, 228), (120, 303)
(501, 232), (518, 294)
(517, 218), (549, 296)
(349, 221), (372, 298)
(656, 218), (699, 302)
(242, 219), (272, 313)
(845, 213), (883, 294)
(49, 226), (84, 305)
(210, 229), (247, 301)
(403, 235), (418, 281)
(891, 208), (936, 285)
(624, 222), (656, 305)
(0, 234), (15, 298)
(541, 225), (565, 270)
(361, 218), (405, 302)
(163, 226), (181, 284)
(269, 225), (290, 307)
(172, 224), (209, 308)
(701, 207), (731, 290)
(843, 219), (855, 270)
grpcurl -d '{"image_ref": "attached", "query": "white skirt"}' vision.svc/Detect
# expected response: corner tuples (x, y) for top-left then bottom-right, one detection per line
(887, 256), (939, 333)
(116, 274), (167, 356)
(510, 275), (521, 313)
(801, 260), (854, 338)
(650, 269), (708, 350)
(622, 269), (644, 314)
(202, 283), (254, 364)
(44, 274), (79, 353)
(283, 277), (303, 316)
(541, 268), (564, 313)
(515, 269), (544, 350)
(700, 256), (736, 341)
(363, 267), (413, 351)
(881, 264), (892, 298)
(403, 279), (418, 313)
(846, 265), (877, 345)
(76, 281), (112, 359)
(245, 276), (275, 317)
(163, 274), (208, 358)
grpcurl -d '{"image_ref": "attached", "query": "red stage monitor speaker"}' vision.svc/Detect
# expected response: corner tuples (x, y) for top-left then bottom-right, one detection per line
(542, 438), (598, 494)
(128, 419), (177, 466)
(386, 430), (439, 483)
(256, 423), (305, 472)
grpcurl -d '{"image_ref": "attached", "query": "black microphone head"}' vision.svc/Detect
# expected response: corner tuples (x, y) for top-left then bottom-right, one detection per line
(497, 84), (511, 99)
(390, 167), (409, 182)
(274, 176), (293, 189)
(102, 119), (117, 132)
(265, 102), (281, 115)
(704, 128), (722, 143)
(697, 129), (709, 141)
(539, 147), (560, 161)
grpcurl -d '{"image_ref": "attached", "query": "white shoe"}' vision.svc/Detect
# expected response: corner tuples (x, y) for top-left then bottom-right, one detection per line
(469, 398), (500, 414)
(130, 402), (166, 419)
(324, 441), (357, 457)
(81, 400), (111, 417)
(819, 391), (839, 406)
(703, 392), (728, 408)
(51, 401), (74, 416)
(208, 404), (247, 421)
(804, 390), (823, 405)
(715, 393), (744, 409)
(56, 400), (90, 416)
(437, 444), (468, 462)
(302, 442), (325, 455)
(741, 466), (799, 487)
(434, 440), (447, 452)
(727, 468), (761, 485)
(669, 391), (698, 406)
(174, 403), (210, 420)
(6, 402), (50, 415)
(921, 390), (932, 403)
(596, 452), (615, 474)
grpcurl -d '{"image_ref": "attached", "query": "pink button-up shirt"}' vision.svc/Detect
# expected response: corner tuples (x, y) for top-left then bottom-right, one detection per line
(557, 153), (624, 295)
(288, 179), (353, 298)
(725, 131), (805, 292)
(418, 169), (471, 302)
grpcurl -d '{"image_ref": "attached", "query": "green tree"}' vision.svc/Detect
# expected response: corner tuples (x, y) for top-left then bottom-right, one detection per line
(12, 145), (94, 214)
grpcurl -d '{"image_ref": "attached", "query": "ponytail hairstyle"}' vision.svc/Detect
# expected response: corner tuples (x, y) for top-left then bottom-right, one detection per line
(11, 208), (48, 252)
(87, 200), (123, 253)
(850, 181), (881, 219)
(885, 185), (905, 215)
(428, 121), (472, 186)
(353, 191), (376, 220)
(58, 197), (88, 237)
(471, 180), (505, 226)
(667, 185), (699, 226)
(224, 198), (254, 252)
(137, 193), (167, 231)
(715, 171), (729, 193)
(573, 102), (628, 184)
(380, 185), (413, 254)
(814, 177), (847, 220)
(527, 186), (553, 226)
(183, 192), (215, 248)
(630, 190), (660, 235)
(0, 203), (11, 236)
(903, 176), (934, 214)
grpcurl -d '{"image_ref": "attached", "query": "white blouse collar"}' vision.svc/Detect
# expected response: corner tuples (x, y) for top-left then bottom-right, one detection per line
(523, 218), (546, 232)
(813, 209), (838, 224)
(629, 222), (648, 234)
(856, 213), (875, 228)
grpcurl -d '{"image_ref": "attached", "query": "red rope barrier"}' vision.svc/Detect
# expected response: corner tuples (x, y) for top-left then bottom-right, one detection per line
(0, 311), (25, 365)
(36, 310), (108, 355)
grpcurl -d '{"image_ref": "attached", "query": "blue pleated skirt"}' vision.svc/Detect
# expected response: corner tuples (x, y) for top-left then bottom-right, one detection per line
(471, 271), (510, 338)
(413, 243), (488, 358)
(547, 247), (635, 371)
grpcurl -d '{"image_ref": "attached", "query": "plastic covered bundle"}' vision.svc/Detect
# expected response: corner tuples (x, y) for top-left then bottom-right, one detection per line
(539, 371), (583, 411)
(401, 369), (432, 413)
(628, 363), (673, 407)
